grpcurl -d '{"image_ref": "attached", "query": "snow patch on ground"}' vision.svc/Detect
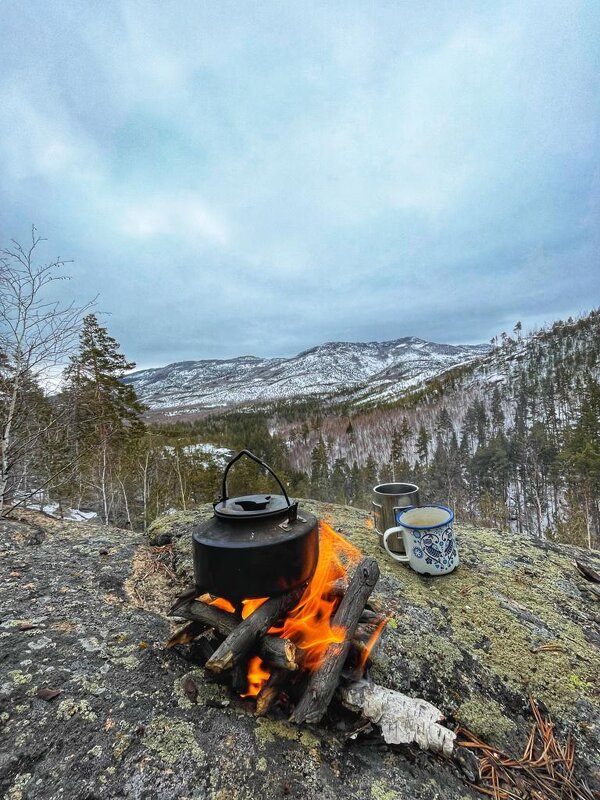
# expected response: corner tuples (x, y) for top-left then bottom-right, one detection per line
(25, 501), (98, 521)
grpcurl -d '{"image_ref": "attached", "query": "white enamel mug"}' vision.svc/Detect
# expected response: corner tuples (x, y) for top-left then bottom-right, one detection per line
(383, 505), (458, 576)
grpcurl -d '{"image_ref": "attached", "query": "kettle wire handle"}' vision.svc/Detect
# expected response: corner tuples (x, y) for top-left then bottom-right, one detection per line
(220, 449), (292, 508)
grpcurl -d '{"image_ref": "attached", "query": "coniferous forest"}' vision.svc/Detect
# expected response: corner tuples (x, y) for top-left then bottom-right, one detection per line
(1, 235), (599, 549)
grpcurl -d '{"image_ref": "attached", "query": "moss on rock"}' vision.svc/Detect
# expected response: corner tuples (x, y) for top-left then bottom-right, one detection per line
(456, 698), (517, 741)
(147, 510), (205, 545)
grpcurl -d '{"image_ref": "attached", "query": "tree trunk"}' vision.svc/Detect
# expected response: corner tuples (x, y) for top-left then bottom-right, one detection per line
(0, 360), (21, 514)
(118, 478), (132, 529)
(100, 439), (109, 525)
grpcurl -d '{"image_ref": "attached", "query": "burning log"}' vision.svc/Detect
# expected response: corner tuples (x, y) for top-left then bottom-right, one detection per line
(205, 586), (306, 673)
(231, 659), (249, 695)
(172, 600), (299, 671)
(291, 557), (380, 725)
(255, 668), (287, 716)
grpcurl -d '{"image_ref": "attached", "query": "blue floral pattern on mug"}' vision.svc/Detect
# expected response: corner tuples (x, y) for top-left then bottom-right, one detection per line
(412, 526), (457, 571)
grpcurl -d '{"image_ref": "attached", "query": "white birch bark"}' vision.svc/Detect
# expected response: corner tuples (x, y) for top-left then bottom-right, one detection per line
(338, 680), (456, 757)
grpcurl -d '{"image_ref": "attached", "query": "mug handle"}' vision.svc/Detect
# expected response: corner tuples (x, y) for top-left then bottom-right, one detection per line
(393, 503), (415, 523)
(383, 526), (409, 562)
(372, 501), (383, 533)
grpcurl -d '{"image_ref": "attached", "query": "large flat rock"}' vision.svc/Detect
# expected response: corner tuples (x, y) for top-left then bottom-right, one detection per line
(1, 504), (599, 799)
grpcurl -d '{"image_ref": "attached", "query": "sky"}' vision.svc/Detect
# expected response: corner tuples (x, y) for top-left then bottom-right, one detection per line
(0, 0), (599, 369)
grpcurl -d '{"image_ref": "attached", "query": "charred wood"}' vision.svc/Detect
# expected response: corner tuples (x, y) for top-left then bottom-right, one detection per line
(172, 600), (300, 671)
(231, 659), (249, 695)
(205, 586), (305, 673)
(255, 669), (287, 716)
(165, 621), (206, 649)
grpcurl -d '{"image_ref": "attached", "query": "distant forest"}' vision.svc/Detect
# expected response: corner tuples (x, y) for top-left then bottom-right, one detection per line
(1, 234), (598, 548)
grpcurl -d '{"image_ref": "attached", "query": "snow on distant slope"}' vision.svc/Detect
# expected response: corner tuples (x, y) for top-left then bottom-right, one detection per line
(125, 337), (489, 412)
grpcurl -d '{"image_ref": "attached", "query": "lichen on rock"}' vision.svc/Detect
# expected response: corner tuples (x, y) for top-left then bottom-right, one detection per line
(143, 714), (206, 767)
(1, 506), (598, 799)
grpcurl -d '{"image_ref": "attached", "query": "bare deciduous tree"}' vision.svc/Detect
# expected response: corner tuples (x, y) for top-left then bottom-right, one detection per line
(0, 227), (94, 514)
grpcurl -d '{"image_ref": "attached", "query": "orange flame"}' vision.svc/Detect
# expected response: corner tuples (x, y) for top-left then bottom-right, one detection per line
(207, 596), (236, 613)
(355, 615), (390, 676)
(269, 521), (362, 670)
(241, 597), (268, 619)
(241, 656), (270, 697)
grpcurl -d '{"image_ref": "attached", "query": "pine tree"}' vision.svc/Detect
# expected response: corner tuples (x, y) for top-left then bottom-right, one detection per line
(558, 380), (600, 547)
(64, 314), (146, 523)
(473, 400), (488, 448)
(363, 455), (379, 503)
(416, 425), (429, 466)
(330, 458), (348, 504)
(309, 437), (329, 501)
(348, 461), (363, 506)
(490, 387), (505, 433)
(436, 407), (454, 444)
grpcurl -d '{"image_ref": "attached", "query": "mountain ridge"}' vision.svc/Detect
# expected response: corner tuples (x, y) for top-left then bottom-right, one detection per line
(124, 335), (490, 414)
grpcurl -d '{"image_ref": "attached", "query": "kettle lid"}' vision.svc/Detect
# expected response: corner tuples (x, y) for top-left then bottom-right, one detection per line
(212, 449), (297, 522)
(214, 493), (293, 520)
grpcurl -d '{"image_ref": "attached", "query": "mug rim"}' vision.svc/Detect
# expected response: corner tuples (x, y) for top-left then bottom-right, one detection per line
(397, 504), (454, 530)
(373, 482), (419, 496)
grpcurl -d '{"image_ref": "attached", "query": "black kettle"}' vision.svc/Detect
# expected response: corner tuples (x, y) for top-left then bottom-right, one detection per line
(192, 450), (319, 603)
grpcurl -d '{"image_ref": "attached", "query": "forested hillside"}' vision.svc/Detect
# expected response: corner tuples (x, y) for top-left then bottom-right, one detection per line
(278, 311), (600, 548)
(2, 237), (598, 549)
(162, 311), (600, 549)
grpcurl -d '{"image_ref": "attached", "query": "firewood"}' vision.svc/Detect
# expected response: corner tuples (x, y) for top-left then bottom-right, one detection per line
(359, 609), (383, 623)
(172, 600), (300, 671)
(325, 578), (348, 597)
(169, 584), (202, 614)
(231, 659), (249, 695)
(354, 620), (386, 642)
(337, 680), (457, 756)
(290, 557), (379, 725)
(165, 621), (206, 649)
(171, 599), (238, 632)
(366, 596), (385, 614)
(205, 586), (305, 673)
(255, 668), (287, 716)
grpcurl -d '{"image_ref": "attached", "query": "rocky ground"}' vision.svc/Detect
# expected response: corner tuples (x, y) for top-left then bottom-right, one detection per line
(1, 503), (599, 800)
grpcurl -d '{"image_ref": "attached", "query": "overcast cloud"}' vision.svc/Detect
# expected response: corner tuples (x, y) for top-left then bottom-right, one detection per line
(0, 0), (598, 368)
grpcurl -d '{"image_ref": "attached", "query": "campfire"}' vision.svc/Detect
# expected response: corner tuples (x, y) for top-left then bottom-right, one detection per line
(168, 521), (386, 722)
(165, 451), (460, 760)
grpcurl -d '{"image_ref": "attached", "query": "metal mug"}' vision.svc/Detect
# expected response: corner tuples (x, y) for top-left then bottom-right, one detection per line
(383, 505), (459, 575)
(372, 482), (419, 553)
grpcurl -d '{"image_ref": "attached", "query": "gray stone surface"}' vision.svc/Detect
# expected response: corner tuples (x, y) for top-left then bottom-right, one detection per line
(1, 504), (599, 799)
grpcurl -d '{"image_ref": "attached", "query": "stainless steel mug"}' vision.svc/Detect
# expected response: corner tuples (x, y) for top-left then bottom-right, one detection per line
(372, 482), (420, 553)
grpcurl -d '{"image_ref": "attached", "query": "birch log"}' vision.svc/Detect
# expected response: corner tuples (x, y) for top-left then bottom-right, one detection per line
(337, 680), (456, 757)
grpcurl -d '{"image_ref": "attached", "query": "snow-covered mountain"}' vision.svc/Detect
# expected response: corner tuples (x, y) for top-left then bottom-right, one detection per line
(124, 337), (490, 414)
